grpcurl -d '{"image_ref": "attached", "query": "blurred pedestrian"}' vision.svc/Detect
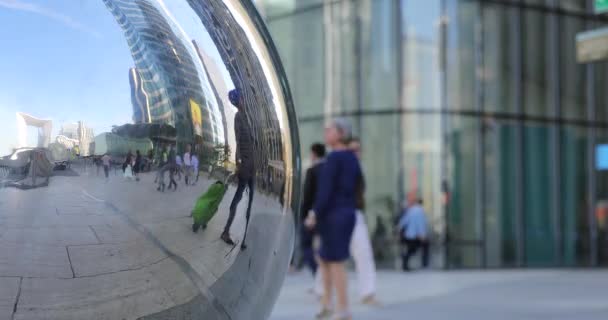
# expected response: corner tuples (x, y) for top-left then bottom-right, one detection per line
(192, 151), (200, 185)
(147, 149), (154, 171)
(184, 144), (193, 185)
(300, 143), (326, 285)
(307, 118), (361, 320)
(398, 192), (430, 271)
(167, 146), (179, 190)
(133, 150), (142, 181)
(101, 153), (111, 179)
(161, 146), (168, 166)
(348, 138), (379, 306)
(122, 150), (133, 173)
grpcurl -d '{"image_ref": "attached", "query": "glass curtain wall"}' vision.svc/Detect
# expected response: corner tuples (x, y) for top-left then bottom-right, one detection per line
(256, 0), (608, 268)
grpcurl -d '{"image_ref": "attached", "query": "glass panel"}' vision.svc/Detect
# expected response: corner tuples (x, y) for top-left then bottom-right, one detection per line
(595, 62), (608, 123)
(447, 116), (481, 267)
(523, 124), (556, 266)
(298, 120), (324, 169)
(522, 7), (549, 116)
(560, 126), (590, 266)
(481, 3), (514, 113)
(448, 245), (481, 269)
(360, 115), (401, 265)
(255, 0), (296, 17)
(267, 7), (325, 118)
(446, 0), (476, 111)
(402, 0), (441, 111)
(483, 120), (518, 267)
(401, 113), (443, 264)
(560, 15), (586, 120)
(595, 128), (608, 266)
(360, 0), (398, 110)
(557, 0), (587, 12)
(324, 0), (357, 113)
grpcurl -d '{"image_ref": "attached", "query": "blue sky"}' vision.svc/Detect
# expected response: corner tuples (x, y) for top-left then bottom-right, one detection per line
(0, 0), (232, 155)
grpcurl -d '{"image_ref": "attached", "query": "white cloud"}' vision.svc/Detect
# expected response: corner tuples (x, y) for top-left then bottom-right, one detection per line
(0, 0), (101, 38)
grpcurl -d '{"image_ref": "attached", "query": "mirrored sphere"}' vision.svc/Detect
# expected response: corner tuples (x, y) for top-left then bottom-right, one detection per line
(0, 1), (299, 319)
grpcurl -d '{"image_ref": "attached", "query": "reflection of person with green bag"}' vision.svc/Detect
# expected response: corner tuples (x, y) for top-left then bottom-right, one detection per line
(192, 181), (228, 233)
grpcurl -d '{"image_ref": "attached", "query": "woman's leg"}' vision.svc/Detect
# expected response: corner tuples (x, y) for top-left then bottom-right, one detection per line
(319, 261), (332, 310)
(331, 262), (349, 314)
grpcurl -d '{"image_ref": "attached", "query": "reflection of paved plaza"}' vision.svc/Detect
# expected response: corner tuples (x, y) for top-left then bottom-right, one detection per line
(0, 170), (288, 319)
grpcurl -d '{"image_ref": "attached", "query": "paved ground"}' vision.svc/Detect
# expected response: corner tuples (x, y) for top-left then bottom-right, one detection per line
(0, 167), (290, 319)
(270, 270), (608, 320)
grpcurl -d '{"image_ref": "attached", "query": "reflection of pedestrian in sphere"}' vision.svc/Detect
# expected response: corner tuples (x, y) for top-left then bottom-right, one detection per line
(192, 151), (200, 185)
(123, 150), (133, 173)
(101, 154), (111, 179)
(221, 89), (255, 250)
(133, 150), (142, 182)
(184, 144), (193, 185)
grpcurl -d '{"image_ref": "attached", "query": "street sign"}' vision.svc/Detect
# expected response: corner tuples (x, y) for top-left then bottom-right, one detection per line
(597, 0), (608, 14)
(576, 27), (608, 63)
(597, 145), (608, 170)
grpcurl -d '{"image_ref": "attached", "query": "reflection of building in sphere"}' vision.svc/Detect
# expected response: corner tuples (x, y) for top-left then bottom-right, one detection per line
(187, 0), (285, 193)
(103, 0), (218, 153)
(129, 67), (151, 124)
(55, 135), (79, 150)
(194, 42), (238, 164)
(15, 112), (52, 149)
(59, 121), (95, 156)
(192, 40), (231, 161)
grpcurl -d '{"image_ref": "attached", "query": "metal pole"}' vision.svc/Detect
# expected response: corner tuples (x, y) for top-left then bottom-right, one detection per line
(587, 0), (599, 267)
(474, 2), (486, 268)
(354, 0), (363, 132)
(510, 2), (525, 268)
(546, 0), (562, 266)
(395, 0), (404, 214)
(439, 0), (450, 269)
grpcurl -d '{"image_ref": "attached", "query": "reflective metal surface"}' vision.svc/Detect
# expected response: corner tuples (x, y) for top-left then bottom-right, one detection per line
(0, 1), (299, 319)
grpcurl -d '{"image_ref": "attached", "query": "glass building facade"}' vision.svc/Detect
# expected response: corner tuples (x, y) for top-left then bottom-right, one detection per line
(104, 0), (226, 152)
(255, 0), (608, 268)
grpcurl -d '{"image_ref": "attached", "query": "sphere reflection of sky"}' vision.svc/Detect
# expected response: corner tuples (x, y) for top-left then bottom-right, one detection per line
(0, 0), (233, 155)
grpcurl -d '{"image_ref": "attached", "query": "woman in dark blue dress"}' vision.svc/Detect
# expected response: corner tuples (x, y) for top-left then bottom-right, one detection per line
(309, 119), (361, 320)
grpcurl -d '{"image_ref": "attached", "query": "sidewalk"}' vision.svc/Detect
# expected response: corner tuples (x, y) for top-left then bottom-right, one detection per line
(0, 172), (285, 319)
(270, 269), (608, 320)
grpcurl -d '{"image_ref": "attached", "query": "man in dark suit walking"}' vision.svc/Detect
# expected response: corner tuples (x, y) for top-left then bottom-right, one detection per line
(300, 143), (326, 278)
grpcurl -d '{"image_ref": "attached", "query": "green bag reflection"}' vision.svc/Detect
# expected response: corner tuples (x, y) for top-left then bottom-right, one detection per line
(192, 181), (228, 233)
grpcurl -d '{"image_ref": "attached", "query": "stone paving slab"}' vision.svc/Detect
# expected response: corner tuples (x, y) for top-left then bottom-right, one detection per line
(146, 258), (199, 306)
(68, 241), (168, 277)
(15, 268), (175, 320)
(89, 223), (147, 244)
(1, 214), (125, 229)
(0, 242), (72, 278)
(0, 277), (20, 320)
(0, 226), (99, 247)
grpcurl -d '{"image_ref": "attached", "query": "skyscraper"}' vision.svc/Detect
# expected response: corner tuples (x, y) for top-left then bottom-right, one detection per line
(192, 40), (231, 160)
(103, 0), (209, 150)
(129, 67), (150, 124)
(187, 0), (284, 190)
